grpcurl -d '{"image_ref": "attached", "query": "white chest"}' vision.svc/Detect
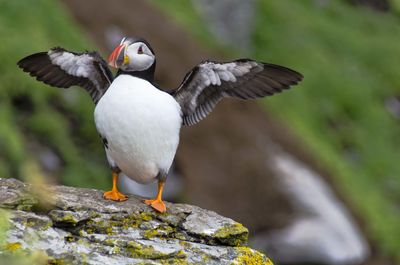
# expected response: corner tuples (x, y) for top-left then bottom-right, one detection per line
(94, 75), (182, 183)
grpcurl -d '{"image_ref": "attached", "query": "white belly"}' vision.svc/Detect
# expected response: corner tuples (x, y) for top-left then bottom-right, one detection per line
(94, 75), (182, 184)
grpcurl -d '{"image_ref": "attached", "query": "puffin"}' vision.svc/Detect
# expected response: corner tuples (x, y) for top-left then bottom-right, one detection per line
(17, 37), (303, 213)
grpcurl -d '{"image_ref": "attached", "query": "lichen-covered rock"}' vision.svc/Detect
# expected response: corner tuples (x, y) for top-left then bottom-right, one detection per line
(0, 178), (271, 264)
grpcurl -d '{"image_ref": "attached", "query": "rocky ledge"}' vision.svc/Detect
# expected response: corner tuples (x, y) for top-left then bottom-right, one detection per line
(0, 178), (271, 264)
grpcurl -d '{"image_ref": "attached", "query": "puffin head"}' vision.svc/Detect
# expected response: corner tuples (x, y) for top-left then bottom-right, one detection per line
(108, 37), (155, 72)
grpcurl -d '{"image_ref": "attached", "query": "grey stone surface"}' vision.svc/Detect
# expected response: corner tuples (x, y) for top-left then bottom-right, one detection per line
(0, 178), (270, 264)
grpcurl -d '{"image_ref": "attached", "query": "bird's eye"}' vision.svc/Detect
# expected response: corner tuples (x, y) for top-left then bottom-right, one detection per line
(138, 46), (143, 54)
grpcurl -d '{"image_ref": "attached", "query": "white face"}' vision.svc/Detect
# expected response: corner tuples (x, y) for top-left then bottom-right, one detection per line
(123, 42), (155, 71)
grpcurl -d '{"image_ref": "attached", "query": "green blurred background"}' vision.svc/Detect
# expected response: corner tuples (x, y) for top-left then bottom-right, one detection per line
(0, 0), (399, 264)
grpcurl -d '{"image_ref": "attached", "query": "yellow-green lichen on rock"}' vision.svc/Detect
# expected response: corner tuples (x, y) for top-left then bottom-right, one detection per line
(233, 247), (273, 265)
(4, 242), (22, 252)
(0, 178), (272, 264)
(126, 241), (187, 260)
(213, 223), (249, 247)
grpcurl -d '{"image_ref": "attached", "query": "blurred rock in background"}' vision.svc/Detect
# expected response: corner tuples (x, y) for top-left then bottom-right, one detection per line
(191, 0), (255, 51)
(253, 151), (369, 265)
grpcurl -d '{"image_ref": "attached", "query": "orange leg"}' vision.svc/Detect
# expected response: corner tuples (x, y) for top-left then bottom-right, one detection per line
(143, 180), (166, 213)
(103, 170), (128, 201)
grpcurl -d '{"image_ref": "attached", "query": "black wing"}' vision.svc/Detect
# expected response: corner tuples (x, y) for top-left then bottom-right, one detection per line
(17, 47), (113, 104)
(173, 59), (303, 126)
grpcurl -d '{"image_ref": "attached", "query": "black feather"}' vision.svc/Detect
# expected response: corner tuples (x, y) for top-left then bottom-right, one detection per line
(17, 48), (114, 104)
(173, 59), (303, 126)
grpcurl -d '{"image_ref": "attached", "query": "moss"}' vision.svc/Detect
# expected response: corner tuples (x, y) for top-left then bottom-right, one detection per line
(126, 241), (161, 259)
(213, 223), (249, 247)
(113, 217), (134, 230)
(1, 193), (39, 211)
(22, 217), (52, 231)
(85, 227), (95, 234)
(201, 254), (211, 263)
(140, 212), (153, 222)
(48, 259), (66, 265)
(233, 247), (272, 265)
(76, 239), (91, 250)
(142, 224), (175, 239)
(60, 214), (76, 223)
(78, 228), (89, 237)
(78, 211), (162, 238)
(173, 232), (188, 241)
(103, 239), (118, 246)
(23, 220), (35, 227)
(126, 241), (186, 260)
(49, 211), (78, 226)
(105, 227), (113, 235)
(143, 229), (159, 239)
(179, 241), (191, 248)
(89, 212), (100, 219)
(80, 218), (113, 235)
(4, 242), (22, 252)
(106, 212), (154, 231)
(64, 235), (77, 243)
(111, 246), (121, 254)
(16, 195), (39, 211)
(160, 256), (188, 265)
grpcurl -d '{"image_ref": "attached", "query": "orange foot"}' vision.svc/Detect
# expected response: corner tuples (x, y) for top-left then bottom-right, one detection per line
(143, 198), (166, 213)
(103, 190), (128, 202)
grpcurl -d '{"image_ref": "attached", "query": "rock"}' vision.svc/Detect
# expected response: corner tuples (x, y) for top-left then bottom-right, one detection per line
(191, 0), (256, 50)
(251, 150), (370, 265)
(0, 178), (271, 265)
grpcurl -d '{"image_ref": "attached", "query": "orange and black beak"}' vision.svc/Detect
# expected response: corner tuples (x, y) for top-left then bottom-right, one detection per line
(108, 44), (127, 68)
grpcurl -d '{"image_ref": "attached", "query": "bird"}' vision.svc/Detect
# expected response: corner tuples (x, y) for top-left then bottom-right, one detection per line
(17, 37), (303, 213)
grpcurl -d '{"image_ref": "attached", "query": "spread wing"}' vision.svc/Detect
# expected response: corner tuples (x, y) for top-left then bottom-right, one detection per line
(17, 47), (113, 104)
(173, 59), (303, 126)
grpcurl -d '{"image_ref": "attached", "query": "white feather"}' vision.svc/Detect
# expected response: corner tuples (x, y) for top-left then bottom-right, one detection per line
(125, 42), (155, 71)
(48, 51), (92, 78)
(94, 75), (182, 184)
